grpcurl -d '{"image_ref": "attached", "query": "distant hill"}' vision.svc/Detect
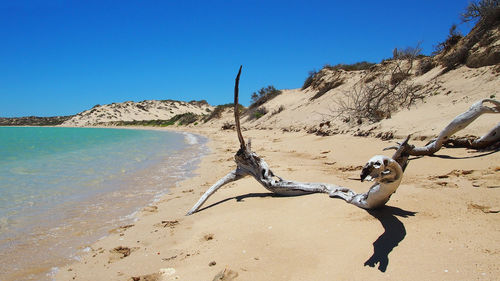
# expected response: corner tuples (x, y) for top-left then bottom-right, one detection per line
(61, 100), (213, 127)
(0, 116), (73, 126)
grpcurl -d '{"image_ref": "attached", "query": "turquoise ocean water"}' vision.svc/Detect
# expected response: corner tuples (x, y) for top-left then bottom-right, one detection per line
(0, 127), (206, 280)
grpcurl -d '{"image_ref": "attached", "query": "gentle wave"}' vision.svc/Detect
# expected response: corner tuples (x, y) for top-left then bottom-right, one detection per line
(0, 127), (207, 281)
(183, 132), (199, 145)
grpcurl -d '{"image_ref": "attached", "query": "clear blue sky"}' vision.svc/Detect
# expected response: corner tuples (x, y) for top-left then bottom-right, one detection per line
(0, 0), (475, 117)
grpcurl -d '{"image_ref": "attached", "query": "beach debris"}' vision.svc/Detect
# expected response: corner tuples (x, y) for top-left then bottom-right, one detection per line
(160, 220), (179, 228)
(162, 255), (177, 261)
(212, 268), (239, 281)
(109, 246), (139, 262)
(468, 203), (499, 213)
(130, 271), (164, 281)
(109, 224), (135, 234)
(129, 268), (177, 281)
(187, 67), (407, 215)
(143, 205), (159, 213)
(337, 165), (363, 172)
(209, 261), (217, 266)
(111, 246), (132, 258)
(204, 233), (214, 241)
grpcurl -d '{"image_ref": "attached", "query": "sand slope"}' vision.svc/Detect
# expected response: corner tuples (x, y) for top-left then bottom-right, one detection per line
(203, 64), (499, 141)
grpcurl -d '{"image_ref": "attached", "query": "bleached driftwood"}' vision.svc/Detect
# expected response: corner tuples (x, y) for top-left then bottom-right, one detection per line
(444, 122), (500, 149)
(186, 66), (405, 215)
(330, 155), (403, 209)
(391, 99), (500, 156)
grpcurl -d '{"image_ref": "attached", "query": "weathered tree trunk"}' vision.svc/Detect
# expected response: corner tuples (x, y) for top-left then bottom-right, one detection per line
(388, 99), (500, 159)
(187, 66), (405, 215)
(444, 122), (500, 149)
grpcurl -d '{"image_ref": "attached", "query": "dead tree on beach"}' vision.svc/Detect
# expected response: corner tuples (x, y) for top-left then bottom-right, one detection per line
(186, 67), (499, 216)
(187, 66), (408, 215)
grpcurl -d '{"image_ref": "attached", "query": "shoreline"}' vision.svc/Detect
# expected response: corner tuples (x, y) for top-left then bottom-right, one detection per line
(0, 127), (208, 281)
(55, 127), (499, 281)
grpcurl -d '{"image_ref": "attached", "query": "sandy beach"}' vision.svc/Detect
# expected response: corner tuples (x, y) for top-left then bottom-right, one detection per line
(2, 2), (499, 280)
(54, 125), (499, 281)
(49, 62), (500, 281)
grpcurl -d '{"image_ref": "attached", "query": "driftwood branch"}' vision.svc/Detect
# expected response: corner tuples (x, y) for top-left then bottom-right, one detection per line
(187, 67), (405, 215)
(234, 65), (245, 150)
(384, 134), (412, 171)
(444, 122), (500, 149)
(388, 99), (500, 159)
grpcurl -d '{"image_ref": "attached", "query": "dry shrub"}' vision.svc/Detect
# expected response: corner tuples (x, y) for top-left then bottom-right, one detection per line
(271, 105), (285, 116)
(417, 58), (435, 75)
(302, 70), (318, 89)
(222, 122), (235, 130)
(303, 62), (375, 91)
(248, 107), (268, 120)
(308, 70), (327, 89)
(364, 73), (379, 83)
(324, 61), (376, 71)
(204, 104), (244, 122)
(308, 70), (345, 100)
(250, 86), (281, 109)
(310, 80), (344, 100)
(333, 46), (427, 123)
(441, 46), (470, 71)
(461, 0), (500, 24)
(390, 72), (410, 85)
(438, 2), (500, 70)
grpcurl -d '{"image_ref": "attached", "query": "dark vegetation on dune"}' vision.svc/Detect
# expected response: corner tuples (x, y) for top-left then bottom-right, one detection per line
(0, 116), (74, 126)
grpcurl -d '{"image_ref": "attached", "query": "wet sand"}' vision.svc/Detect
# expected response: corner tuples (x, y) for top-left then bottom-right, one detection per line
(0, 129), (206, 281)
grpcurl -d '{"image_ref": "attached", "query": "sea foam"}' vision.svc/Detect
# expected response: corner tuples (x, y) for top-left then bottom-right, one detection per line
(183, 132), (199, 144)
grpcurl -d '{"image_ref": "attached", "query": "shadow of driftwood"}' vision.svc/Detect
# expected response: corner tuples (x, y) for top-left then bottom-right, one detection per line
(196, 192), (279, 213)
(364, 206), (416, 272)
(196, 194), (416, 273)
(429, 148), (498, 159)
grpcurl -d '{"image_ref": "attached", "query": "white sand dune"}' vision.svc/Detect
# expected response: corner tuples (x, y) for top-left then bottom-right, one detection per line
(62, 100), (213, 127)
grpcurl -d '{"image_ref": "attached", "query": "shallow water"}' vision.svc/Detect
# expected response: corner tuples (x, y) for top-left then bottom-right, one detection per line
(0, 127), (206, 280)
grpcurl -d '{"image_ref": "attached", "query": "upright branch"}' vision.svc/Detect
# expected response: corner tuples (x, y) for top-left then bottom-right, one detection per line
(186, 67), (406, 215)
(384, 135), (412, 171)
(234, 65), (245, 149)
